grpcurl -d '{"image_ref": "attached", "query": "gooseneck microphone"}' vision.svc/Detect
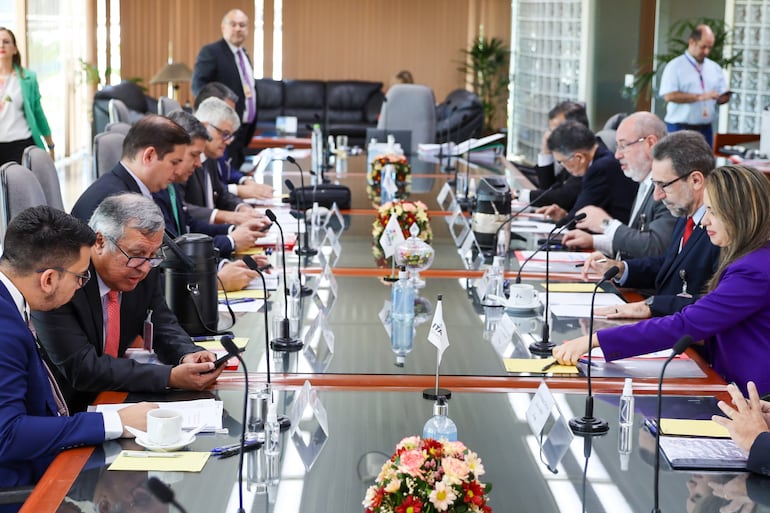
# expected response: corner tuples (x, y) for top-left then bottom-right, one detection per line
(221, 335), (250, 513)
(652, 335), (693, 513)
(443, 105), (459, 173)
(264, 209), (303, 352)
(568, 265), (620, 436)
(285, 157), (318, 259)
(242, 256), (272, 386)
(527, 212), (586, 356)
(147, 477), (189, 513)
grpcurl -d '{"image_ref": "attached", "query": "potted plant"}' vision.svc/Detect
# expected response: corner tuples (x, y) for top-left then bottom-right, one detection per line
(458, 31), (510, 134)
(623, 17), (742, 104)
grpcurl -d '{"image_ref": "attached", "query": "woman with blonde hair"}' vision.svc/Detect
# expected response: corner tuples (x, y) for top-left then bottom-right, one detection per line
(0, 27), (55, 164)
(553, 165), (770, 395)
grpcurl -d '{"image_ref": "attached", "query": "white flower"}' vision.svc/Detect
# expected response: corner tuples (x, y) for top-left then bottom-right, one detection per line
(428, 480), (457, 511)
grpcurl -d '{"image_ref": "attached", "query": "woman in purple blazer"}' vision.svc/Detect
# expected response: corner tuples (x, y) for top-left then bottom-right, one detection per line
(553, 165), (770, 395)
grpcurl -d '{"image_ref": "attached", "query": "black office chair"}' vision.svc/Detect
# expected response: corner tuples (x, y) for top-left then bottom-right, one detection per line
(0, 485), (33, 506)
(435, 89), (484, 143)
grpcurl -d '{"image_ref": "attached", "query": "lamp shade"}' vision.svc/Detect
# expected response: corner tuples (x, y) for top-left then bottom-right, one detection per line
(150, 62), (193, 84)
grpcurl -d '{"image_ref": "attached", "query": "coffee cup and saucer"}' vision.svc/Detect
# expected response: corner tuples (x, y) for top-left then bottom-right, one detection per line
(129, 409), (197, 452)
(505, 284), (540, 312)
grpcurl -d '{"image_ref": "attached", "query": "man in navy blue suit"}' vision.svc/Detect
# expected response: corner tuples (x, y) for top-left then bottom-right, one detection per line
(580, 130), (720, 318)
(0, 206), (153, 502)
(193, 8), (257, 169)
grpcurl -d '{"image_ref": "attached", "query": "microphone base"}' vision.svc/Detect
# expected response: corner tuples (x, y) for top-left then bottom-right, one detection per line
(300, 284), (314, 297)
(456, 196), (474, 213)
(528, 340), (555, 356)
(270, 335), (303, 352)
(569, 415), (610, 436)
(296, 246), (318, 257)
(422, 388), (452, 401)
(382, 274), (400, 283)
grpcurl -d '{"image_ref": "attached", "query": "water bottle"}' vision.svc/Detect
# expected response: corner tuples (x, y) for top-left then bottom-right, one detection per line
(618, 378), (634, 471)
(380, 163), (396, 204)
(288, 273), (301, 337)
(264, 401), (280, 457)
(311, 123), (323, 180)
(390, 268), (415, 366)
(422, 398), (458, 441)
(484, 256), (505, 303)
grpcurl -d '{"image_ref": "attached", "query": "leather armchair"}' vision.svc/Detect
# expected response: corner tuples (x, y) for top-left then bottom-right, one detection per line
(435, 89), (484, 143)
(326, 81), (384, 145)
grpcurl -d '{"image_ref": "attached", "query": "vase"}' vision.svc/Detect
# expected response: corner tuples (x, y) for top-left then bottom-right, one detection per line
(395, 224), (434, 289)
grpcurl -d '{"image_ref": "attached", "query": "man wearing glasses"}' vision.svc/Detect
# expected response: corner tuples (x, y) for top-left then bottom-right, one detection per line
(561, 112), (676, 260)
(580, 130), (721, 319)
(183, 97), (267, 226)
(34, 194), (223, 412)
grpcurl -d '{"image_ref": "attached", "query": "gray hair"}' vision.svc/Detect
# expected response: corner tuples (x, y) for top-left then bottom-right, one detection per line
(623, 111), (667, 141)
(88, 193), (165, 247)
(652, 130), (715, 178)
(194, 97), (241, 131)
(167, 110), (211, 141)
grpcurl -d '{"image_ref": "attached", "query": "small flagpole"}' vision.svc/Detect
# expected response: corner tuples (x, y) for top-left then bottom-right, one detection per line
(434, 294), (443, 396)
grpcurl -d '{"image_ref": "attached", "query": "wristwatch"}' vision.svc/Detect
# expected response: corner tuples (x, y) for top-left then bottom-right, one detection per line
(600, 218), (612, 231)
(644, 296), (654, 313)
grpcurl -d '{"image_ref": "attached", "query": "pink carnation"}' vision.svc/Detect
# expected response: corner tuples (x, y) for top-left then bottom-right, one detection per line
(399, 449), (427, 478)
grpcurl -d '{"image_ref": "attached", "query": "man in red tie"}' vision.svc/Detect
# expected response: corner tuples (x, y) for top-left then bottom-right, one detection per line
(193, 8), (258, 169)
(580, 130), (721, 319)
(33, 193), (224, 412)
(0, 206), (155, 495)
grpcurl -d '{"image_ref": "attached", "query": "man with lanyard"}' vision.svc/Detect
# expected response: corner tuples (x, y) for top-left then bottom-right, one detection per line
(658, 24), (731, 146)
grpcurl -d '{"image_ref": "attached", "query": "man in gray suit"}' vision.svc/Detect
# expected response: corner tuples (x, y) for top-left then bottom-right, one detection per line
(561, 112), (676, 260)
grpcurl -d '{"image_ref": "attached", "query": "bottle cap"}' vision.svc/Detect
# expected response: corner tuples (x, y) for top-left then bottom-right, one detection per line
(622, 378), (633, 396)
(395, 355), (405, 366)
(433, 398), (448, 417)
(398, 270), (408, 280)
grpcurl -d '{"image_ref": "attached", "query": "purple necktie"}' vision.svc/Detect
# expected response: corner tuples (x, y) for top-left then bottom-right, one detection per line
(237, 49), (256, 123)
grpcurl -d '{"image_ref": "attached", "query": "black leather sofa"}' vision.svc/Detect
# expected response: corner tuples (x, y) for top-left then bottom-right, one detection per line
(255, 79), (385, 147)
(435, 89), (484, 143)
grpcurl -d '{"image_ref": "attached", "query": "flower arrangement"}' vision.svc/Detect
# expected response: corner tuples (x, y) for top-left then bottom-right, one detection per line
(363, 436), (492, 513)
(368, 154), (411, 185)
(372, 200), (431, 268)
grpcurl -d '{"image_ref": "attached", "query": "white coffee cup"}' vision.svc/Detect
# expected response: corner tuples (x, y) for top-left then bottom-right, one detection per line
(509, 284), (538, 307)
(147, 409), (183, 446)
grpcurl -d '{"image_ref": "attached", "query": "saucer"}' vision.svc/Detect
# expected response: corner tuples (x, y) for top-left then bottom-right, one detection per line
(135, 433), (196, 452)
(505, 300), (541, 312)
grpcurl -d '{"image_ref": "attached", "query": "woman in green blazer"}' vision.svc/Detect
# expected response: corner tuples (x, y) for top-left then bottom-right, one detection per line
(0, 27), (55, 164)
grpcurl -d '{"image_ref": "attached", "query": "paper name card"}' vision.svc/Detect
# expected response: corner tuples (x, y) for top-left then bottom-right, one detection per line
(194, 337), (249, 352)
(659, 419), (730, 438)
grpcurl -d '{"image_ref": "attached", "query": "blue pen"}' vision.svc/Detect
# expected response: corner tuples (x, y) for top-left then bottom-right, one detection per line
(191, 335), (225, 342)
(219, 298), (256, 305)
(578, 357), (599, 367)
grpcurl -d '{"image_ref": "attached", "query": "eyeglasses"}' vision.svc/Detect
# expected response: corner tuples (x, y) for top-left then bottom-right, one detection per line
(556, 153), (578, 166)
(209, 124), (234, 142)
(36, 267), (91, 288)
(106, 236), (164, 269)
(651, 170), (696, 191)
(616, 136), (647, 152)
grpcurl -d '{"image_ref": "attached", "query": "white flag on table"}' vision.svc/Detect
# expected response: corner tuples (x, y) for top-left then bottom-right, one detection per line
(382, 164), (398, 197)
(379, 213), (405, 258)
(428, 297), (449, 364)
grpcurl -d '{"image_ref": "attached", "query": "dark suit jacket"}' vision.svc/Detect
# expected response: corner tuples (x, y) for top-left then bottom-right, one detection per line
(748, 432), (770, 477)
(568, 145), (638, 224)
(71, 163), (143, 222)
(192, 38), (256, 168)
(624, 216), (721, 316)
(612, 186), (677, 260)
(0, 282), (104, 488)
(153, 184), (234, 257)
(530, 163), (582, 210)
(32, 263), (204, 411)
(182, 159), (244, 222)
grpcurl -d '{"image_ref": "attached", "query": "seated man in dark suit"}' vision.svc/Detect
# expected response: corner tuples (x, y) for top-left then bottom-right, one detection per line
(537, 121), (638, 225)
(580, 130), (720, 318)
(71, 115), (191, 222)
(0, 206), (153, 495)
(562, 112), (677, 260)
(34, 194), (224, 412)
(183, 97), (268, 225)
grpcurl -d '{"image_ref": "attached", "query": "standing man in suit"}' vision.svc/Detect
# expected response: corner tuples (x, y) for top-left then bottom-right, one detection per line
(34, 194), (224, 412)
(0, 206), (153, 494)
(580, 130), (720, 318)
(537, 121), (638, 225)
(193, 8), (257, 169)
(184, 97), (267, 225)
(561, 112), (677, 260)
(71, 115), (190, 222)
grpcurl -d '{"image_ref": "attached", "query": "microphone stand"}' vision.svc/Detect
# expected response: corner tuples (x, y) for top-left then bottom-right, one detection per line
(147, 477), (189, 513)
(285, 156), (318, 258)
(568, 266), (620, 436)
(264, 209), (303, 352)
(493, 181), (562, 255)
(652, 335), (693, 513)
(443, 106), (458, 173)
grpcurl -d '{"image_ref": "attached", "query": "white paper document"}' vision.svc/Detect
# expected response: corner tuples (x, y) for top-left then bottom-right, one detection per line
(91, 399), (224, 432)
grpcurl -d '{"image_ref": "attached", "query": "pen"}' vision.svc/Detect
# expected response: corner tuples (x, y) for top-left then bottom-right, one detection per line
(577, 358), (599, 367)
(217, 441), (263, 458)
(540, 360), (559, 372)
(575, 258), (607, 268)
(219, 298), (256, 305)
(191, 335), (225, 342)
(122, 451), (181, 458)
(211, 440), (262, 454)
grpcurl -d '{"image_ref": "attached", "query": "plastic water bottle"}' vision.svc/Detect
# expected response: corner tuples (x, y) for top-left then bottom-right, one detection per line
(422, 398), (458, 441)
(618, 378), (634, 471)
(484, 256), (505, 303)
(288, 274), (302, 337)
(264, 401), (280, 457)
(390, 268), (415, 366)
(380, 163), (396, 204)
(311, 123), (323, 180)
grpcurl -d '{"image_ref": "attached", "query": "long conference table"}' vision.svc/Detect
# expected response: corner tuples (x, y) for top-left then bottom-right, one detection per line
(21, 154), (746, 513)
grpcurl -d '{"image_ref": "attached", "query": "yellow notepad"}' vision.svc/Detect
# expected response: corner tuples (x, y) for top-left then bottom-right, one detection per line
(194, 337), (249, 352)
(543, 283), (605, 293)
(659, 419), (730, 438)
(503, 358), (580, 374)
(109, 451), (210, 472)
(218, 289), (266, 300)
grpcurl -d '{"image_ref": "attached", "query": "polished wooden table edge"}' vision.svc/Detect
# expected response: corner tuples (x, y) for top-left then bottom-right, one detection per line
(20, 447), (93, 513)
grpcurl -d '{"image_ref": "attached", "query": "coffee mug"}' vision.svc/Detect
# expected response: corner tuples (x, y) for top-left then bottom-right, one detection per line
(509, 284), (538, 307)
(147, 409), (183, 446)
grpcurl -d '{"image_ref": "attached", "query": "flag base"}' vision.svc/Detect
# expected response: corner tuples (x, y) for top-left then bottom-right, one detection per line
(422, 388), (452, 401)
